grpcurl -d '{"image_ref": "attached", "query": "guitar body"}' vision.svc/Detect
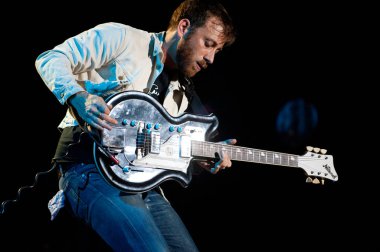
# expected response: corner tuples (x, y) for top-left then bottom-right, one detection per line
(94, 91), (219, 193)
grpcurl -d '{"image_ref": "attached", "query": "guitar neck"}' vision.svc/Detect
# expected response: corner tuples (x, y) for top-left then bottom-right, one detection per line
(191, 141), (299, 168)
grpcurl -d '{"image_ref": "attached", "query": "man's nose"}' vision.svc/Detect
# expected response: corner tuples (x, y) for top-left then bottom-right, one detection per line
(204, 50), (215, 64)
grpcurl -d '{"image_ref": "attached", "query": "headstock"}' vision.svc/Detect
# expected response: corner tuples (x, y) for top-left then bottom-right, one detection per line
(298, 146), (338, 184)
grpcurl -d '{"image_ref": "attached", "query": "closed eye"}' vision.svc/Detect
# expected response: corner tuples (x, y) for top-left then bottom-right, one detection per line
(205, 39), (216, 48)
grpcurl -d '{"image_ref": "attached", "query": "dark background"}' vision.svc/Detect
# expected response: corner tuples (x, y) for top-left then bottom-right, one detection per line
(0, 1), (376, 251)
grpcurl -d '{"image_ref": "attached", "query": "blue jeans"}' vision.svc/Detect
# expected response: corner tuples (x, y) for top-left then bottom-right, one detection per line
(59, 163), (198, 252)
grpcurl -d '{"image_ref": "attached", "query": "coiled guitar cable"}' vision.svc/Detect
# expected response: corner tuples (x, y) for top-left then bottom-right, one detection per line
(0, 129), (88, 215)
(0, 162), (58, 215)
(0, 118), (127, 216)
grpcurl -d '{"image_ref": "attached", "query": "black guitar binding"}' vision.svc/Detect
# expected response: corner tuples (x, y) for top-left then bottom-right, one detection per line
(92, 91), (219, 193)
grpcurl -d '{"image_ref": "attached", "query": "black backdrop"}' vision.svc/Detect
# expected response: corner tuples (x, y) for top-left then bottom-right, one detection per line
(0, 1), (376, 251)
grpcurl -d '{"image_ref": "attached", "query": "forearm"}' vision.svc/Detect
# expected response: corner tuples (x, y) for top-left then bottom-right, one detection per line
(35, 22), (128, 105)
(35, 50), (85, 105)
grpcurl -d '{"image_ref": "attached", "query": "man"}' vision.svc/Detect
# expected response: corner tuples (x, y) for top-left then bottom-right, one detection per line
(36, 0), (236, 251)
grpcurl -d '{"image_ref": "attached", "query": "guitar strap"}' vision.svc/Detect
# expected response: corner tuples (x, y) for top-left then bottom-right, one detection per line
(188, 91), (208, 115)
(188, 91), (220, 141)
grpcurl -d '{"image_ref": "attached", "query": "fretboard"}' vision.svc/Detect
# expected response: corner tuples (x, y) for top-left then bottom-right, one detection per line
(191, 141), (299, 167)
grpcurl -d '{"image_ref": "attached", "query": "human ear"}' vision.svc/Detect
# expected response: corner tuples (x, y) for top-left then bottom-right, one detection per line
(177, 19), (191, 38)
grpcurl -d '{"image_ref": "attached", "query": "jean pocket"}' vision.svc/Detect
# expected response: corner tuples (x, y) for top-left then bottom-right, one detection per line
(66, 186), (89, 222)
(62, 171), (90, 222)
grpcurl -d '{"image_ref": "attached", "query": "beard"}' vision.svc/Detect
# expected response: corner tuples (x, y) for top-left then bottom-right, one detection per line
(176, 38), (196, 78)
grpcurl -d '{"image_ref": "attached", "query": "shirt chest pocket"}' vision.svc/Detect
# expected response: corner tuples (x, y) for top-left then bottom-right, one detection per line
(93, 60), (133, 95)
(114, 58), (153, 91)
(95, 60), (129, 84)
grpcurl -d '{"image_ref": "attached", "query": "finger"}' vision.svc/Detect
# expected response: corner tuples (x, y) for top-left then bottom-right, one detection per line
(219, 161), (229, 169)
(215, 151), (224, 160)
(96, 99), (112, 115)
(220, 160), (232, 168)
(101, 113), (118, 125)
(210, 166), (219, 174)
(98, 103), (117, 124)
(88, 105), (117, 125)
(219, 154), (232, 168)
(210, 160), (222, 174)
(87, 118), (104, 131)
(102, 104), (111, 114)
(99, 120), (113, 131)
(222, 152), (230, 162)
(224, 139), (237, 145)
(92, 117), (113, 131)
(88, 106), (100, 116)
(198, 161), (212, 169)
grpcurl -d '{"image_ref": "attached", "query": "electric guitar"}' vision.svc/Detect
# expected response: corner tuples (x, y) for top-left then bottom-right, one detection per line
(81, 91), (338, 193)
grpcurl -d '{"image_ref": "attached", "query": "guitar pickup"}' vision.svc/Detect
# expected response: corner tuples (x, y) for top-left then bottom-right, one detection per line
(150, 131), (161, 154)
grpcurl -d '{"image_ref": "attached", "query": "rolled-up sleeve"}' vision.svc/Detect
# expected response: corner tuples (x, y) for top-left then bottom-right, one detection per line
(35, 22), (128, 104)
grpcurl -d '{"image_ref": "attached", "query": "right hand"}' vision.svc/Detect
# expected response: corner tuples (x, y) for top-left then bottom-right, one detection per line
(68, 91), (118, 131)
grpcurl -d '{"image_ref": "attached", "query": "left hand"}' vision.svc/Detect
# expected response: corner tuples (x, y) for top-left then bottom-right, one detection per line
(197, 139), (237, 174)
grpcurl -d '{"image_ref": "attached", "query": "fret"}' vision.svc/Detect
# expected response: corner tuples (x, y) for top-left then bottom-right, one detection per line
(224, 145), (230, 159)
(274, 153), (281, 165)
(221, 146), (226, 159)
(213, 144), (218, 157)
(289, 155), (298, 167)
(266, 151), (274, 164)
(248, 150), (254, 162)
(228, 146), (233, 160)
(230, 146), (235, 160)
(205, 143), (210, 157)
(254, 150), (260, 163)
(242, 149), (248, 162)
(201, 142), (205, 156)
(191, 141), (299, 168)
(259, 151), (266, 163)
(280, 153), (288, 166)
(210, 143), (214, 157)
(236, 148), (242, 161)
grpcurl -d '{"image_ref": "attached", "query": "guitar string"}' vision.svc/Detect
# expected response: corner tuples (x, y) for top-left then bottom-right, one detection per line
(139, 139), (323, 161)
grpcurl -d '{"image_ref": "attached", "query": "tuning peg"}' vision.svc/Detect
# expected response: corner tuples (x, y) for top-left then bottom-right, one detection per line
(312, 178), (320, 184)
(320, 149), (327, 154)
(306, 146), (313, 151)
(313, 147), (320, 153)
(306, 177), (313, 183)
